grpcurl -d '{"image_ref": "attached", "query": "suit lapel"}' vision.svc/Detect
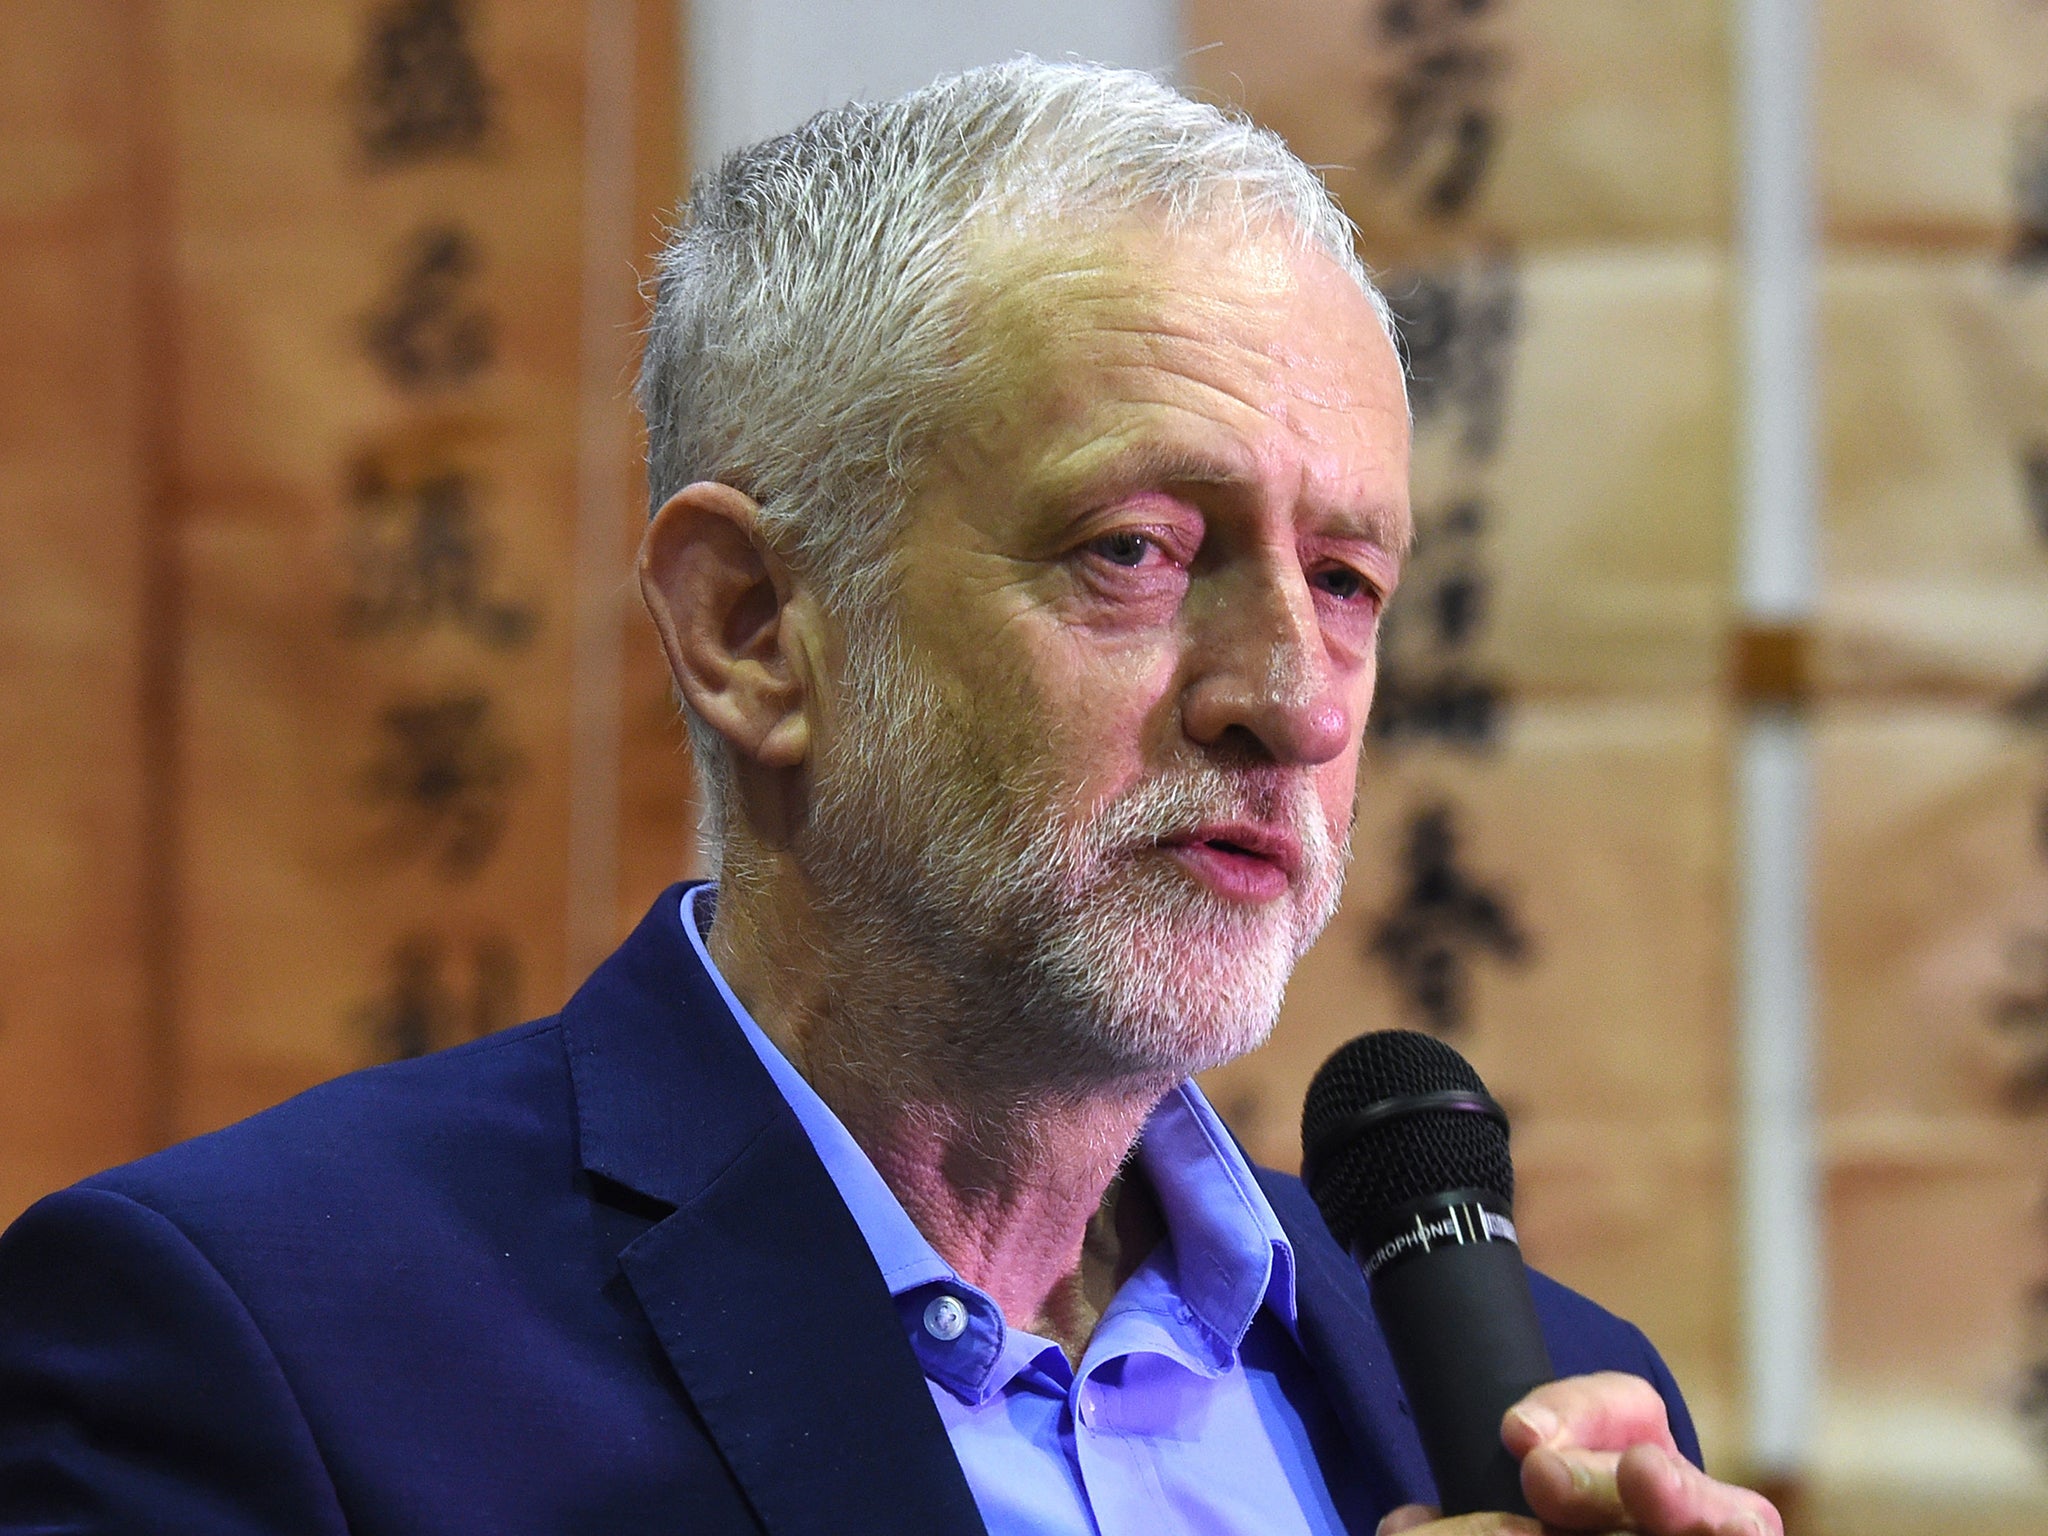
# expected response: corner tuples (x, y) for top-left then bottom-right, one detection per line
(565, 886), (986, 1536)
(1257, 1167), (1439, 1521)
(620, 1118), (987, 1536)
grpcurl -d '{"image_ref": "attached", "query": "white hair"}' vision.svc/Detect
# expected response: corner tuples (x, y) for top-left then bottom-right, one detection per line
(639, 56), (1400, 870)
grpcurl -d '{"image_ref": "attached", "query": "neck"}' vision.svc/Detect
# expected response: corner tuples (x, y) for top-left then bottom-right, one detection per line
(704, 855), (1175, 1351)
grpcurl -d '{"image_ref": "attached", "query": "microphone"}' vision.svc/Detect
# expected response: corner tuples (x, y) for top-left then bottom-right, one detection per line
(1301, 1030), (1554, 1518)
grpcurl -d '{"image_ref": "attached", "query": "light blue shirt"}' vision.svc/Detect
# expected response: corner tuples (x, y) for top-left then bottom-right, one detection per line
(681, 886), (1349, 1535)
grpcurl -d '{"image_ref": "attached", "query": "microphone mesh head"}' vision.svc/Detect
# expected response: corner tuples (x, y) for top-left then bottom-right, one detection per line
(1300, 1030), (1514, 1251)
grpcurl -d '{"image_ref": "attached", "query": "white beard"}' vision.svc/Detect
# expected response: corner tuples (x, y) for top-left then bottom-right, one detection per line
(799, 617), (1352, 1094)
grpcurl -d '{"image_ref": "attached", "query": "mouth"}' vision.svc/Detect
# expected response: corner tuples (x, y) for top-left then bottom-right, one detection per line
(1158, 822), (1302, 903)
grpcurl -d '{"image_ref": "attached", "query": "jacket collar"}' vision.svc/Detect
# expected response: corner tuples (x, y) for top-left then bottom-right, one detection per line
(1256, 1165), (1438, 1520)
(562, 883), (987, 1536)
(562, 880), (777, 1206)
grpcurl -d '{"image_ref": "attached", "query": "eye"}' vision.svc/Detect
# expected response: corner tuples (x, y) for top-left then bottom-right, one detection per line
(1311, 563), (1378, 604)
(1088, 531), (1159, 568)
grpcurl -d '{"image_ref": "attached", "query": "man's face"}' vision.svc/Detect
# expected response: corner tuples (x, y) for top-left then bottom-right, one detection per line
(801, 221), (1411, 1089)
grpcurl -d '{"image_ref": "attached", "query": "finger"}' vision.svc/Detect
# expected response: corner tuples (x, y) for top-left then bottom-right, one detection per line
(1613, 1444), (1784, 1536)
(1518, 1442), (1625, 1529)
(1502, 1372), (1677, 1459)
(1519, 1432), (1784, 1536)
(1372, 1510), (1542, 1536)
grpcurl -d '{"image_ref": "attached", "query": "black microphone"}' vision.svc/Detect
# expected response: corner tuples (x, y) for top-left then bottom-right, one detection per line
(1301, 1030), (1554, 1518)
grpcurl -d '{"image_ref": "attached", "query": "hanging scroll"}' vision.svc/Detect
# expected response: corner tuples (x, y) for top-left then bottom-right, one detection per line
(1182, 0), (1729, 264)
(1819, 0), (2048, 252)
(162, 0), (557, 1135)
(1810, 0), (2048, 1508)
(1817, 257), (2048, 698)
(1806, 708), (2048, 1511)
(0, 2), (155, 1223)
(1392, 249), (1731, 699)
(160, 0), (676, 1139)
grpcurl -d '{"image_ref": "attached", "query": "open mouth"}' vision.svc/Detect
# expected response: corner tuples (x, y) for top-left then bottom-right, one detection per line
(1160, 826), (1299, 902)
(1201, 837), (1261, 859)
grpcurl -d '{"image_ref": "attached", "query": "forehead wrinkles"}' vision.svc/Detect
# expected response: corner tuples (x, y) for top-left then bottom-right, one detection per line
(915, 222), (1406, 550)
(953, 224), (1313, 436)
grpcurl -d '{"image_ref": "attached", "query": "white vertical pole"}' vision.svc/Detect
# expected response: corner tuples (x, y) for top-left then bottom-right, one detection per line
(1735, 0), (1823, 1480)
(1739, 0), (1818, 618)
(1736, 711), (1820, 1474)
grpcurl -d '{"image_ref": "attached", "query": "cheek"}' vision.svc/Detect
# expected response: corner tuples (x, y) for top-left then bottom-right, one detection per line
(1083, 651), (1188, 776)
(1019, 623), (1184, 763)
(1352, 637), (1381, 714)
(1318, 752), (1364, 832)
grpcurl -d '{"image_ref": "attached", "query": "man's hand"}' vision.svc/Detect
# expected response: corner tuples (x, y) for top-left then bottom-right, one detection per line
(1374, 1373), (1783, 1536)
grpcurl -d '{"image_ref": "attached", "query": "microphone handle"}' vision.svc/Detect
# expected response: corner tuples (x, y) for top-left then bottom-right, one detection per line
(1370, 1233), (1556, 1517)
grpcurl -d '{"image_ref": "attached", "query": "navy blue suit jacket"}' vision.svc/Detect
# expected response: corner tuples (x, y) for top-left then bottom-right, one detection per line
(0, 887), (1698, 1533)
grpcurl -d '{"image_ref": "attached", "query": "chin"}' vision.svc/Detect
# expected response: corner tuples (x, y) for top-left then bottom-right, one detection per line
(1074, 973), (1286, 1084)
(1031, 879), (1304, 1082)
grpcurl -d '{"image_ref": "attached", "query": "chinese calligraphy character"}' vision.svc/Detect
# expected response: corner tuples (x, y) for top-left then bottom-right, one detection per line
(2015, 106), (2048, 268)
(2024, 443), (2048, 546)
(2001, 923), (2048, 1188)
(2000, 932), (2048, 1085)
(352, 930), (521, 1061)
(2014, 446), (2048, 724)
(1368, 0), (1511, 221)
(1393, 253), (1519, 462)
(1371, 498), (1504, 750)
(364, 224), (495, 391)
(2018, 1269), (2048, 1456)
(342, 455), (537, 648)
(1370, 667), (1502, 749)
(1997, 438), (2048, 1097)
(1368, 801), (1530, 1034)
(359, 691), (525, 878)
(2019, 678), (2048, 729)
(2022, 1340), (2048, 1460)
(354, 0), (495, 167)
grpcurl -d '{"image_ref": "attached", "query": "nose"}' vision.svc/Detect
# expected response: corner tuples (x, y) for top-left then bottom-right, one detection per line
(1179, 561), (1356, 767)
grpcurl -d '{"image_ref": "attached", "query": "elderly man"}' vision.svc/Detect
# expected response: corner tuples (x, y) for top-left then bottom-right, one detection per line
(0, 59), (1775, 1536)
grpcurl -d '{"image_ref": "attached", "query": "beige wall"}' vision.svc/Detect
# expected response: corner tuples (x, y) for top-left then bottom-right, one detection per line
(0, 0), (688, 1204)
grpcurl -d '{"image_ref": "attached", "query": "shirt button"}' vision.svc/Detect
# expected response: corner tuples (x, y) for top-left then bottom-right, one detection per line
(1077, 1387), (1100, 1428)
(922, 1293), (968, 1342)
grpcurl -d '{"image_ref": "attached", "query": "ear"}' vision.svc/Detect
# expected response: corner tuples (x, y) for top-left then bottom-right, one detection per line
(638, 482), (816, 775)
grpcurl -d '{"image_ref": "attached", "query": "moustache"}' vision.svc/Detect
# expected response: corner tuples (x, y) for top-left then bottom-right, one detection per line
(1080, 766), (1333, 860)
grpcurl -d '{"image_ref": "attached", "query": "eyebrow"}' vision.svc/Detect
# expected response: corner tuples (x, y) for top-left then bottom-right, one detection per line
(1040, 440), (1413, 557)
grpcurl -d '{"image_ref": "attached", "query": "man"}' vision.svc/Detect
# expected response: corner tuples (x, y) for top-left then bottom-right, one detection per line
(0, 59), (1777, 1536)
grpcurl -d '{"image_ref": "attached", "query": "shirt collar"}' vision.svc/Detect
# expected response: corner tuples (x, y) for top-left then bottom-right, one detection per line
(678, 882), (1300, 1365)
(1134, 1081), (1300, 1347)
(679, 885), (951, 1296)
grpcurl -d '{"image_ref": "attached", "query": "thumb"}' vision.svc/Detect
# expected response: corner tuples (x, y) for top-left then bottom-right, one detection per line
(1375, 1510), (1542, 1536)
(1376, 1507), (1440, 1536)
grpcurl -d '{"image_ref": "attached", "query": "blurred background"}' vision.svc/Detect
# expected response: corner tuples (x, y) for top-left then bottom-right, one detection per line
(4, 2), (2047, 1531)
